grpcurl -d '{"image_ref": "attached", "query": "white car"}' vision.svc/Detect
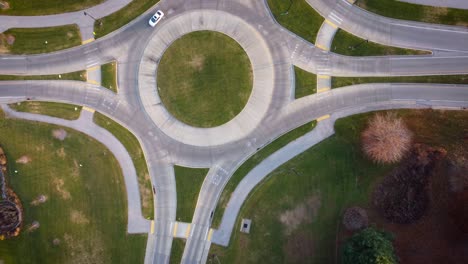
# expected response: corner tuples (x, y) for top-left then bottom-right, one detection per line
(149, 10), (164, 27)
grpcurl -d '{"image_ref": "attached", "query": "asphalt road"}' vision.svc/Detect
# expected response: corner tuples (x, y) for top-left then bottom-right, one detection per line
(0, 0), (468, 263)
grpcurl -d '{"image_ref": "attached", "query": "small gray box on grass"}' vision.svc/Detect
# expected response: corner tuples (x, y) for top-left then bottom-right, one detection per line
(240, 219), (251, 234)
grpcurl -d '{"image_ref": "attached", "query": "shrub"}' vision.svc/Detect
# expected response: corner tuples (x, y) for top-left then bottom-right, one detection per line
(362, 113), (412, 163)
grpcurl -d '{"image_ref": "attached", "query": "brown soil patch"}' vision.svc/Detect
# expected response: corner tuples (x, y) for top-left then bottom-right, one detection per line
(279, 194), (321, 235)
(139, 173), (152, 212)
(0, 34), (10, 54)
(188, 54), (205, 71)
(0, 1), (9, 10)
(284, 232), (315, 264)
(64, 232), (108, 264)
(53, 178), (71, 200)
(71, 160), (80, 178)
(56, 147), (66, 158)
(70, 210), (89, 224)
(52, 128), (67, 141)
(15, 155), (31, 164)
(30, 194), (47, 206)
(423, 7), (448, 23)
(373, 144), (446, 224)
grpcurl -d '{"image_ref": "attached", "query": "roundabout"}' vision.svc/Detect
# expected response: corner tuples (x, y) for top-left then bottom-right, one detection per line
(138, 9), (276, 147)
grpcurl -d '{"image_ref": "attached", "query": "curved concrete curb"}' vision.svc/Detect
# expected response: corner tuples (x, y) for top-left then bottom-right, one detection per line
(138, 9), (274, 147)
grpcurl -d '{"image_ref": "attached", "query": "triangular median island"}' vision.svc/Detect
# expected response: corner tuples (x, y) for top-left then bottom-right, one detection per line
(0, 146), (23, 240)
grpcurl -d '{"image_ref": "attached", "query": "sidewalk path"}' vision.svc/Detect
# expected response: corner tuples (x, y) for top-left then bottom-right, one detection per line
(1, 105), (151, 234)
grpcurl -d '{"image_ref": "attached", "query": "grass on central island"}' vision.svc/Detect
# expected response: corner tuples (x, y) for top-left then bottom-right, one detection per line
(209, 109), (468, 263)
(157, 31), (253, 128)
(174, 166), (209, 222)
(0, 109), (146, 263)
(1, 25), (81, 54)
(9, 101), (82, 120)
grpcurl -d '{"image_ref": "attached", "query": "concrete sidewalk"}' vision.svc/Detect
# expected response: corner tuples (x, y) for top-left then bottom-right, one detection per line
(1, 105), (151, 234)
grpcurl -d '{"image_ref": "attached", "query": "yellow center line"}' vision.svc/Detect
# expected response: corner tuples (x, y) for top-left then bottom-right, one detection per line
(316, 43), (329, 51)
(317, 75), (331, 79)
(207, 228), (214, 241)
(82, 38), (95, 45)
(317, 114), (331, 122)
(185, 224), (192, 238)
(150, 220), (155, 234)
(87, 65), (100, 72)
(325, 19), (338, 29)
(317, 87), (331, 93)
(87, 79), (100, 85)
(173, 222), (179, 237)
(82, 106), (95, 113)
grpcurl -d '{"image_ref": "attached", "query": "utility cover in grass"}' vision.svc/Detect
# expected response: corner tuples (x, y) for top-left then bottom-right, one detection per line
(157, 31), (253, 128)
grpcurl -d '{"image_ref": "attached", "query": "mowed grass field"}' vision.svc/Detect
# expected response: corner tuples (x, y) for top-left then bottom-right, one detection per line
(174, 166), (209, 222)
(0, 71), (86, 82)
(357, 0), (468, 26)
(332, 75), (468, 88)
(210, 109), (468, 263)
(0, 0), (105, 15)
(1, 25), (81, 54)
(157, 31), (252, 128)
(0, 109), (146, 263)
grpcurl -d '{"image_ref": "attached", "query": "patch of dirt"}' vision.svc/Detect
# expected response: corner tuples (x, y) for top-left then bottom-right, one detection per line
(5, 34), (14, 45)
(139, 173), (152, 213)
(64, 232), (109, 264)
(423, 7), (448, 23)
(30, 195), (47, 206)
(279, 194), (321, 235)
(56, 147), (66, 158)
(71, 159), (80, 178)
(52, 128), (67, 141)
(66, 31), (74, 39)
(27, 221), (39, 232)
(70, 210), (89, 225)
(0, 34), (10, 54)
(283, 232), (315, 264)
(342, 206), (368, 231)
(0, 1), (9, 10)
(15, 155), (31, 164)
(188, 54), (205, 71)
(53, 178), (71, 200)
(373, 144), (446, 224)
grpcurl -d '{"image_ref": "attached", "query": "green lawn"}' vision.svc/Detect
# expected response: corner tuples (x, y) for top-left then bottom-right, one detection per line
(332, 74), (468, 88)
(267, 0), (324, 44)
(0, 0), (105, 15)
(94, 0), (158, 38)
(357, 0), (468, 26)
(209, 109), (468, 263)
(332, 29), (429, 56)
(0, 71), (86, 82)
(2, 25), (81, 54)
(0, 109), (146, 263)
(170, 238), (185, 264)
(93, 112), (153, 219)
(9, 102), (82, 120)
(101, 61), (118, 93)
(158, 31), (252, 128)
(211, 121), (317, 228)
(174, 166), (209, 222)
(294, 66), (316, 99)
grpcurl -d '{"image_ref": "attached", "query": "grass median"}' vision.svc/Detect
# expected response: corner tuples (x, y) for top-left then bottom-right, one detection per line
(0, 108), (146, 263)
(267, 0), (323, 43)
(174, 166), (209, 222)
(211, 121), (317, 228)
(357, 0), (468, 26)
(101, 61), (118, 93)
(169, 238), (185, 264)
(158, 31), (252, 128)
(0, 0), (105, 15)
(294, 66), (316, 99)
(332, 29), (429, 56)
(332, 74), (468, 88)
(0, 71), (86, 81)
(94, 0), (158, 38)
(9, 101), (82, 120)
(93, 112), (154, 219)
(1, 25), (81, 54)
(209, 109), (468, 263)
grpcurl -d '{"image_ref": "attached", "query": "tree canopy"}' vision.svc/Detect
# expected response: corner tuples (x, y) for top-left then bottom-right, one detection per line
(342, 227), (397, 264)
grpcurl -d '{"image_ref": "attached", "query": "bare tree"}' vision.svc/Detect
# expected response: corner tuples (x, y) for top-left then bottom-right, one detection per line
(362, 112), (412, 163)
